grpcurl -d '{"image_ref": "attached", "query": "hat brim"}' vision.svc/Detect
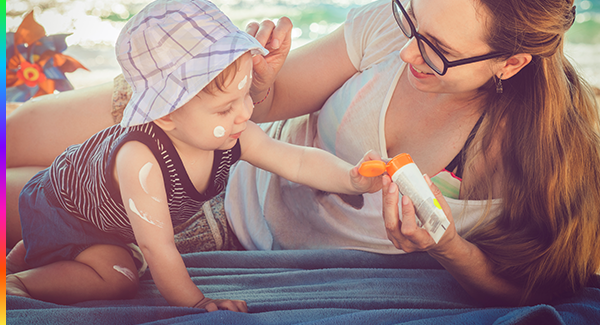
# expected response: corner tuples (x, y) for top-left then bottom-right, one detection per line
(121, 30), (267, 127)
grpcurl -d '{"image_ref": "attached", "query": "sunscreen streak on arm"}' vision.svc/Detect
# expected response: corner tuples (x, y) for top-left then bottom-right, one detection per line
(139, 162), (152, 194)
(128, 198), (164, 228)
(139, 162), (161, 202)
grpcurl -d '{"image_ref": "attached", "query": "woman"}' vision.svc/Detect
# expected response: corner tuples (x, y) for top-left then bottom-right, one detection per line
(7, 0), (599, 306)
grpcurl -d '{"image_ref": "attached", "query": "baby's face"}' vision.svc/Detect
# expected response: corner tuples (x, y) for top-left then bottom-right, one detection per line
(168, 52), (254, 151)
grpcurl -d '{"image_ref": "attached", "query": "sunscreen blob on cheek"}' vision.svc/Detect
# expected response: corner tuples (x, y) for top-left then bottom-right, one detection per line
(214, 126), (226, 138)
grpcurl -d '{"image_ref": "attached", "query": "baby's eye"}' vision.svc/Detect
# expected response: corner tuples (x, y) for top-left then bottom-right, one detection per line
(218, 107), (233, 116)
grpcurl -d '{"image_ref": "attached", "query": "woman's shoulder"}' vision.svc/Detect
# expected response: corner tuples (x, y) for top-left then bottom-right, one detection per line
(345, 0), (405, 71)
(347, 0), (390, 19)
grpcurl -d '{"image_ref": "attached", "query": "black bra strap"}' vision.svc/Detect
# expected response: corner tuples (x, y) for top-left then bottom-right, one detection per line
(444, 113), (485, 178)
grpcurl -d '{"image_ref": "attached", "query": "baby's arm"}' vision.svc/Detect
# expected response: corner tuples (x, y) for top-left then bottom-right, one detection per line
(240, 122), (382, 194)
(115, 141), (246, 312)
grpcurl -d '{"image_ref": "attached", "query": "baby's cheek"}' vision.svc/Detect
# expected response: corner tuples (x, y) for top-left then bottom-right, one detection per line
(213, 126), (226, 138)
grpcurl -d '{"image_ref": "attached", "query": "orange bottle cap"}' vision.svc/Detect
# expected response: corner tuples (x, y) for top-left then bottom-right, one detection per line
(386, 153), (413, 176)
(358, 160), (387, 177)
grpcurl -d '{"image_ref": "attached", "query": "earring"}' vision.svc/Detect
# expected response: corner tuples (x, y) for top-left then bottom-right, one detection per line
(496, 73), (503, 94)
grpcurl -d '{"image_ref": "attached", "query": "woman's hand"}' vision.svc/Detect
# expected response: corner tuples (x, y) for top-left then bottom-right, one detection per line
(245, 17), (293, 97)
(193, 296), (248, 313)
(382, 175), (540, 305)
(381, 174), (458, 253)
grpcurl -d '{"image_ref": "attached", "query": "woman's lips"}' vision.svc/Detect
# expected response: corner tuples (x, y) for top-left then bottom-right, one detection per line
(409, 64), (434, 78)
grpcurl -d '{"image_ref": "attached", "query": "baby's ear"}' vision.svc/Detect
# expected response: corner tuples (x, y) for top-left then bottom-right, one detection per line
(153, 114), (175, 131)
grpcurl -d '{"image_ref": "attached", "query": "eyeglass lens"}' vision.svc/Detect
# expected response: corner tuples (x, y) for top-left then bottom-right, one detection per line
(393, 0), (445, 74)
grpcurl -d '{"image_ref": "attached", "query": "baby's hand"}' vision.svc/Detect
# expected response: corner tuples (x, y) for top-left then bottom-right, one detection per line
(350, 150), (384, 194)
(193, 297), (248, 313)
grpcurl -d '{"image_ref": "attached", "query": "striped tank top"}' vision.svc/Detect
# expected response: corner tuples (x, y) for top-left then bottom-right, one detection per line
(47, 122), (241, 241)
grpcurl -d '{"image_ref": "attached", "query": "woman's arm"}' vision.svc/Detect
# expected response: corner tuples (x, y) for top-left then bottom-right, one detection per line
(7, 82), (116, 168)
(381, 175), (546, 306)
(249, 24), (358, 123)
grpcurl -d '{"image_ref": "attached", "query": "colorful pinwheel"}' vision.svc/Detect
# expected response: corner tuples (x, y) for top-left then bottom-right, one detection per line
(6, 11), (89, 102)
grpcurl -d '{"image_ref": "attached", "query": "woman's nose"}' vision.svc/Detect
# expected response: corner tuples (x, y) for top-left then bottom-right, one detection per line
(399, 37), (425, 66)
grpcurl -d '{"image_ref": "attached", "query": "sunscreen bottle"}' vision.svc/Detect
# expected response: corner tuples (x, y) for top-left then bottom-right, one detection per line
(359, 153), (450, 243)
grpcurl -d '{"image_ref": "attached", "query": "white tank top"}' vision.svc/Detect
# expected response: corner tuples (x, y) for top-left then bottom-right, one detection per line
(224, 0), (502, 253)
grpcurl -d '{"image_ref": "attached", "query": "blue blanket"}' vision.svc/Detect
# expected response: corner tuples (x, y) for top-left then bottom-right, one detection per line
(7, 250), (600, 324)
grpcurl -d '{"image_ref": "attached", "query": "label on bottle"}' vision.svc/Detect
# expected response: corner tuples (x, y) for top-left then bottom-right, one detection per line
(391, 163), (450, 243)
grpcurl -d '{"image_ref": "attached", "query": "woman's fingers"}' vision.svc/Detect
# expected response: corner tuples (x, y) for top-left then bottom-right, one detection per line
(400, 195), (433, 249)
(382, 174), (442, 252)
(246, 17), (293, 97)
(245, 21), (260, 37)
(246, 17), (292, 50)
(382, 176), (404, 249)
(253, 20), (276, 47)
(267, 17), (293, 50)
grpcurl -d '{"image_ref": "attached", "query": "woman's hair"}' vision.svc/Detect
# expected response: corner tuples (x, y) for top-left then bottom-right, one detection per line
(463, 0), (600, 304)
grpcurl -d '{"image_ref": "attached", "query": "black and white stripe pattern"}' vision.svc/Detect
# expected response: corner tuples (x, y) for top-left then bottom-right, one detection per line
(48, 122), (241, 242)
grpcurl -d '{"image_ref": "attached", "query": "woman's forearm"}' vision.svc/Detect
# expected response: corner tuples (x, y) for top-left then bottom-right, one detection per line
(253, 26), (358, 123)
(428, 236), (542, 306)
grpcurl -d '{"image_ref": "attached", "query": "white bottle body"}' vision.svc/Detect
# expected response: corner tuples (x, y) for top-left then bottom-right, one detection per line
(390, 163), (450, 243)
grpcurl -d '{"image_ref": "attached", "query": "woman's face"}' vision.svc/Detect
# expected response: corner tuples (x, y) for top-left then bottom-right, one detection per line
(399, 0), (501, 95)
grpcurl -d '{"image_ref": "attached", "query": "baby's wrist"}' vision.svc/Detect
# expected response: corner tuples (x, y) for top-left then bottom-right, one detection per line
(192, 296), (210, 308)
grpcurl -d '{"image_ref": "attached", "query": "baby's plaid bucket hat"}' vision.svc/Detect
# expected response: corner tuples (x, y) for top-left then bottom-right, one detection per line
(116, 0), (268, 127)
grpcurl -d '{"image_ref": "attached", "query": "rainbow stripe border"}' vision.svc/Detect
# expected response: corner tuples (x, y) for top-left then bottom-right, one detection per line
(3, 0), (10, 323)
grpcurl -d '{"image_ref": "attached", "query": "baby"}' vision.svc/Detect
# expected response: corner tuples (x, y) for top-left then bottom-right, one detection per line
(6, 0), (381, 312)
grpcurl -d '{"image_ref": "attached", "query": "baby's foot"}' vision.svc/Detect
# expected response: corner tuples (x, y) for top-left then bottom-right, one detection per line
(6, 275), (32, 298)
(6, 241), (29, 275)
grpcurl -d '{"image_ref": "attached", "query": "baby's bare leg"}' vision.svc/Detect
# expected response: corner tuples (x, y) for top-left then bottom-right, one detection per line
(7, 244), (139, 304)
(6, 241), (29, 275)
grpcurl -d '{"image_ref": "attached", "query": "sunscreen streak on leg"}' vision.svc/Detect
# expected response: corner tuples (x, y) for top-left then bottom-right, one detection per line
(128, 198), (164, 228)
(138, 162), (161, 202)
(113, 265), (136, 282)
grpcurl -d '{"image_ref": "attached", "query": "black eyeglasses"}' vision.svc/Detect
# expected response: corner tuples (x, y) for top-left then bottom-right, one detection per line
(392, 0), (505, 76)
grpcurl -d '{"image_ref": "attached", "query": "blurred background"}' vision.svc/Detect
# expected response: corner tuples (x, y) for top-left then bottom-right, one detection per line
(6, 0), (600, 90)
